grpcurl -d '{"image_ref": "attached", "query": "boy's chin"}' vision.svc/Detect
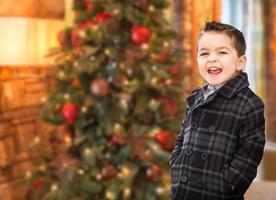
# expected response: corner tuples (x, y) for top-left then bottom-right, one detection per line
(207, 79), (228, 87)
(206, 79), (224, 86)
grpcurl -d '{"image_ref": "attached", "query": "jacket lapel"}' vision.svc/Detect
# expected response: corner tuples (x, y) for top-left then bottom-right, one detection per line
(218, 72), (249, 99)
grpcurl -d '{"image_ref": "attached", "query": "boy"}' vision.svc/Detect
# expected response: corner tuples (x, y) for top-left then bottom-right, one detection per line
(170, 21), (265, 200)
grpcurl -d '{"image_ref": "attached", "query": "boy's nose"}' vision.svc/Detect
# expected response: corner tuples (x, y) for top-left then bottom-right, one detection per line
(207, 54), (217, 62)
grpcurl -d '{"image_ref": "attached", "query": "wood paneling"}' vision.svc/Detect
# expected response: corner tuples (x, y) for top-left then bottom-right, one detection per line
(0, 0), (64, 19)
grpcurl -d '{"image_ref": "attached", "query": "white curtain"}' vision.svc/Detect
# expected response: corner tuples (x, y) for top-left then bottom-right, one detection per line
(220, 0), (265, 94)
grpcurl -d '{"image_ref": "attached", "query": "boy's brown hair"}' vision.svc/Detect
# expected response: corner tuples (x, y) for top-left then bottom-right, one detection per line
(199, 21), (246, 57)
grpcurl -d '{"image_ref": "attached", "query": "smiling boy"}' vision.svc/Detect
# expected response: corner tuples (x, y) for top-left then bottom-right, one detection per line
(170, 21), (265, 200)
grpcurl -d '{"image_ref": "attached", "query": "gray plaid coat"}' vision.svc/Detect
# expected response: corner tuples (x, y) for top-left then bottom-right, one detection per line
(170, 72), (265, 200)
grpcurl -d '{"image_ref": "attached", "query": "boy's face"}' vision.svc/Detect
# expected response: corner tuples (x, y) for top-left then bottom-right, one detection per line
(197, 31), (246, 86)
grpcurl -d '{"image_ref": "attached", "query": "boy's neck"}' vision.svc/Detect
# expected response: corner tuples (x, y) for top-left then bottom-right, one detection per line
(207, 71), (242, 88)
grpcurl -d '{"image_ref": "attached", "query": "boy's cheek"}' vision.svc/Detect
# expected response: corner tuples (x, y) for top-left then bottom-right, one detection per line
(197, 59), (205, 67)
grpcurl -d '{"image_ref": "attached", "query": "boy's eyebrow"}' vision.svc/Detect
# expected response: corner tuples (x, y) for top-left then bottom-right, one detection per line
(217, 47), (231, 50)
(198, 46), (231, 51)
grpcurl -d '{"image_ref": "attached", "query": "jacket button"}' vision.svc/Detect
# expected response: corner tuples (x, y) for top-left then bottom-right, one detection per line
(191, 122), (198, 128)
(186, 149), (193, 156)
(197, 182), (204, 188)
(181, 176), (188, 183)
(208, 125), (216, 133)
(201, 153), (208, 160)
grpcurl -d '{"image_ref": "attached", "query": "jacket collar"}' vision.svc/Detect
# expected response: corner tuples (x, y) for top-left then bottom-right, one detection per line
(217, 72), (249, 98)
(187, 72), (249, 107)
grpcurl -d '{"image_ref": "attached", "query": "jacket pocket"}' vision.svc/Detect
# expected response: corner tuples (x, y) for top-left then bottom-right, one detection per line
(222, 164), (235, 194)
(170, 154), (183, 184)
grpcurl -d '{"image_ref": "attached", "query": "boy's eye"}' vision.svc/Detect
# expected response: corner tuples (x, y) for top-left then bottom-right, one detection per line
(219, 51), (228, 54)
(199, 52), (209, 56)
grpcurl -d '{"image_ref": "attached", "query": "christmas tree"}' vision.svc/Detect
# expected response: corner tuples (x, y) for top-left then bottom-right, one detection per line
(24, 0), (186, 199)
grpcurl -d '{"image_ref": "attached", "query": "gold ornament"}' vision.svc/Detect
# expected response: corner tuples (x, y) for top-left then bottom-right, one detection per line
(113, 9), (120, 15)
(148, 99), (160, 111)
(118, 165), (131, 179)
(81, 106), (88, 113)
(149, 5), (155, 12)
(105, 49), (111, 56)
(147, 127), (161, 138)
(63, 94), (70, 99)
(58, 71), (65, 79)
(141, 43), (149, 50)
(39, 165), (46, 171)
(119, 99), (128, 111)
(96, 173), (102, 180)
(112, 123), (125, 136)
(78, 169), (85, 175)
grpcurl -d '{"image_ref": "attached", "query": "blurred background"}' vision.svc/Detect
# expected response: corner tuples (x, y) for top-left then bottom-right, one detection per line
(0, 0), (276, 199)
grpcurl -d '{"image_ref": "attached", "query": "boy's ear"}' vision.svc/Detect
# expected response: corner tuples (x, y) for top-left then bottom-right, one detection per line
(237, 55), (247, 71)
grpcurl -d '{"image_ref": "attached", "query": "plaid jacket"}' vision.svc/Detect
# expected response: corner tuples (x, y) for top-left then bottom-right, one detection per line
(170, 72), (265, 200)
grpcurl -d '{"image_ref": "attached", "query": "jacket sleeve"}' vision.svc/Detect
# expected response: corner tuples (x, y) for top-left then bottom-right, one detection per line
(169, 108), (188, 166)
(224, 97), (265, 194)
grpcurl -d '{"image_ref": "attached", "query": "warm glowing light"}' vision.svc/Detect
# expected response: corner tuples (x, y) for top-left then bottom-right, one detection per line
(25, 171), (32, 178)
(123, 188), (131, 198)
(106, 190), (115, 200)
(0, 17), (64, 66)
(51, 184), (58, 191)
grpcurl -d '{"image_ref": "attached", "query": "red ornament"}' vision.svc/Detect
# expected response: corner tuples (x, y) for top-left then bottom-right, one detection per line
(167, 66), (178, 74)
(85, 1), (94, 13)
(76, 20), (95, 30)
(71, 79), (80, 87)
(32, 178), (45, 189)
(57, 29), (70, 47)
(95, 12), (112, 23)
(61, 103), (79, 124)
(131, 25), (151, 45)
(90, 78), (110, 97)
(71, 32), (81, 47)
(163, 98), (177, 116)
(146, 164), (162, 181)
(156, 96), (178, 117)
(110, 135), (127, 146)
(151, 53), (169, 63)
(154, 130), (170, 144)
(151, 45), (171, 63)
(27, 178), (45, 196)
(154, 130), (174, 150)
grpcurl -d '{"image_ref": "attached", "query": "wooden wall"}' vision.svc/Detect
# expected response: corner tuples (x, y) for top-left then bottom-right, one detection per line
(0, 0), (64, 19)
(0, 67), (54, 200)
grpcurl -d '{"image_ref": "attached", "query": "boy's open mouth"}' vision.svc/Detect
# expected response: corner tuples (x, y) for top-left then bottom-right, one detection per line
(208, 67), (222, 75)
